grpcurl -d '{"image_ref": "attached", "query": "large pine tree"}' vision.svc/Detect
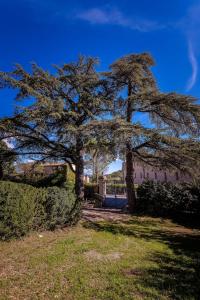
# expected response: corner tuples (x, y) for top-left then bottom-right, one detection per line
(106, 53), (200, 212)
(0, 56), (112, 205)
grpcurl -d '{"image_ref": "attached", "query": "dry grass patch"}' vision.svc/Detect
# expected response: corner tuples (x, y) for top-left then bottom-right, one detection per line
(84, 250), (123, 261)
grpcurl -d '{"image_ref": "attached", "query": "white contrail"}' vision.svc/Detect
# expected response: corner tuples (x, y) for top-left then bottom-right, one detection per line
(186, 40), (198, 91)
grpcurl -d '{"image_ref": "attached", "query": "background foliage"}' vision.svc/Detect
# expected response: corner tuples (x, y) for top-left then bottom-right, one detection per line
(137, 181), (200, 216)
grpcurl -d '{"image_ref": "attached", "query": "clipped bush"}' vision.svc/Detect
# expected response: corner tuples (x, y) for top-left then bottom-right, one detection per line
(0, 180), (77, 240)
(0, 181), (36, 239)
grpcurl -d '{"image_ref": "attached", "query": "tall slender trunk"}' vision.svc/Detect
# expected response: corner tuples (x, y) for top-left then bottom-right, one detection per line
(95, 156), (99, 184)
(92, 150), (99, 183)
(75, 138), (84, 203)
(125, 82), (136, 213)
(126, 143), (136, 213)
(67, 138), (84, 223)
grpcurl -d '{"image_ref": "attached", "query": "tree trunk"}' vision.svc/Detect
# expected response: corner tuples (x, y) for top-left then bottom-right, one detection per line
(125, 82), (137, 213)
(95, 156), (99, 184)
(67, 140), (84, 223)
(75, 139), (84, 203)
(125, 144), (136, 213)
(92, 149), (99, 183)
(75, 155), (84, 203)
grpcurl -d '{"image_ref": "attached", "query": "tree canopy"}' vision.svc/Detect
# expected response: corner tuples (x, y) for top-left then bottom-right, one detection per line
(0, 53), (200, 213)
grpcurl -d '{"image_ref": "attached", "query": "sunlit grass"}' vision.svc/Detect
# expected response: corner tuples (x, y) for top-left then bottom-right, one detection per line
(0, 215), (199, 299)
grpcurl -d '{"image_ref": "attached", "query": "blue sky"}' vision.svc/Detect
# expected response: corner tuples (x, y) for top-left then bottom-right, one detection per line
(0, 0), (200, 172)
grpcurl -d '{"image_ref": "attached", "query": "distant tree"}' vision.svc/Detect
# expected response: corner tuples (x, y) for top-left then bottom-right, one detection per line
(0, 56), (112, 208)
(107, 170), (123, 180)
(107, 53), (200, 212)
(85, 147), (115, 182)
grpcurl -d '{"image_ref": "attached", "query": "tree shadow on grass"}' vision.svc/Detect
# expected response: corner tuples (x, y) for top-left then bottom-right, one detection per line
(83, 218), (200, 299)
(141, 251), (200, 300)
(131, 212), (200, 230)
(170, 213), (200, 230)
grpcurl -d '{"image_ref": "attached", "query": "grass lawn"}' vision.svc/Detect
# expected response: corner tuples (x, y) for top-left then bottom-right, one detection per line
(0, 209), (200, 300)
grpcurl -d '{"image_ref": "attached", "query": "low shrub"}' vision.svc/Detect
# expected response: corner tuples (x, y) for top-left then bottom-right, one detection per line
(84, 183), (99, 200)
(0, 180), (77, 240)
(93, 193), (104, 208)
(136, 181), (200, 216)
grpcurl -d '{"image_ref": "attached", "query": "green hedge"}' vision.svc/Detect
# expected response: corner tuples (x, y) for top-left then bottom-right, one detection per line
(0, 181), (36, 239)
(136, 181), (200, 216)
(0, 181), (77, 240)
(5, 172), (68, 188)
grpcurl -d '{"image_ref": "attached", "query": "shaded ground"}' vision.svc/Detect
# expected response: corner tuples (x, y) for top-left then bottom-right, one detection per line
(82, 207), (129, 222)
(0, 207), (199, 299)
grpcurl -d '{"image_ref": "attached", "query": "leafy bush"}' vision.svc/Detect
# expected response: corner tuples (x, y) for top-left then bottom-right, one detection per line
(44, 186), (76, 230)
(0, 180), (77, 240)
(66, 169), (75, 184)
(84, 183), (99, 200)
(93, 193), (104, 208)
(181, 184), (200, 213)
(136, 181), (200, 216)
